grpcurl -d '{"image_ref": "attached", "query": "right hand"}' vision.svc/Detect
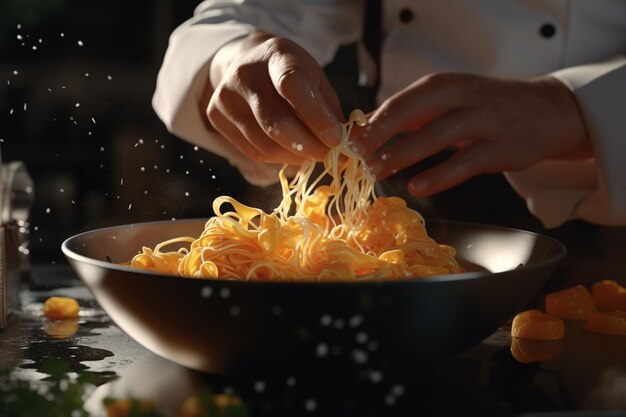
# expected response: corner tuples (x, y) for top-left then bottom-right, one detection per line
(204, 32), (344, 165)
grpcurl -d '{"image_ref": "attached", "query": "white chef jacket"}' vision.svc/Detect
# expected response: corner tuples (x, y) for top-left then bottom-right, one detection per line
(152, 0), (626, 228)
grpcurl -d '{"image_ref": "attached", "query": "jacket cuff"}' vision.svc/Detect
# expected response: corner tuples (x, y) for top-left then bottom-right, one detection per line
(506, 56), (626, 227)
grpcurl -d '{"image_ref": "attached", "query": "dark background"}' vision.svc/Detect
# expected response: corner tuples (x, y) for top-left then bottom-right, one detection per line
(1, 0), (625, 286)
(0, 0), (266, 264)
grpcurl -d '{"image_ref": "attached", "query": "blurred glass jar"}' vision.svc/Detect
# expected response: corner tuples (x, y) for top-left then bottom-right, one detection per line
(0, 160), (34, 329)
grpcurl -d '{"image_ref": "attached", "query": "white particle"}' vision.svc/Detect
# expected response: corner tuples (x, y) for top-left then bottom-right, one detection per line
(296, 143), (303, 151)
(286, 377), (296, 387)
(253, 381), (265, 392)
(193, 146), (199, 151)
(316, 343), (329, 357)
(17, 24), (22, 29)
(165, 168), (170, 173)
(23, 103), (27, 111)
(381, 153), (389, 161)
(320, 315), (332, 326)
(153, 165), (158, 170)
(356, 332), (369, 344)
(60, 32), (64, 37)
(199, 160), (204, 164)
(369, 370), (383, 383)
(45, 208), (51, 214)
(304, 399), (317, 412)
(184, 192), (189, 197)
(38, 38), (43, 44)
(12, 70), (18, 75)
(91, 117), (96, 124)
(84, 73), (89, 77)
(77, 40), (84, 46)
(272, 305), (283, 316)
(140, 167), (145, 172)
(128, 204), (132, 210)
(32, 46), (37, 50)
(220, 288), (230, 299)
(59, 188), (65, 193)
(143, 190), (148, 195)
(9, 109), (13, 115)
(120, 178), (123, 185)
(71, 200), (75, 205)
(391, 385), (405, 397)
(160, 144), (165, 149)
(201, 286), (213, 298)
(211, 175), (216, 180)
(106, 75), (112, 80)
(179, 155), (184, 159)
(351, 349), (368, 364)
(16, 35), (23, 40)
(185, 170), (190, 175)
(100, 146), (105, 152)
(349, 315), (364, 328)
(138, 138), (144, 145)
(75, 103), (80, 107)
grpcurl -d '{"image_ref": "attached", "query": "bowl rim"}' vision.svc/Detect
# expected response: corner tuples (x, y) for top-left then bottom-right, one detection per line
(61, 217), (567, 287)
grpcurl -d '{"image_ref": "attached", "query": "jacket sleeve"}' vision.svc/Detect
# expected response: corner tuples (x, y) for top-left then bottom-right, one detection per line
(505, 55), (626, 227)
(152, 1), (362, 186)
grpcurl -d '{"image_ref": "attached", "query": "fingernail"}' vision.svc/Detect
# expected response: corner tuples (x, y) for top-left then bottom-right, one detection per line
(320, 125), (342, 146)
(409, 178), (430, 195)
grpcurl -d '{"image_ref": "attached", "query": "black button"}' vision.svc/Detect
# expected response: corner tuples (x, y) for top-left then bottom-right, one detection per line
(540, 23), (556, 38)
(399, 8), (414, 23)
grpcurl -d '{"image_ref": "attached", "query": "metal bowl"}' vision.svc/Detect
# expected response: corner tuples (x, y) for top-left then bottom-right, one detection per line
(62, 218), (565, 374)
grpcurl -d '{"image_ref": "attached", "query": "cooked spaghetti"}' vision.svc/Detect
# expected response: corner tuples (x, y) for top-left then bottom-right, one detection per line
(131, 110), (461, 281)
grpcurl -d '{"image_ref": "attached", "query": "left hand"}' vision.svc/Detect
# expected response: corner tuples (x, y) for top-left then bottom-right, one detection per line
(350, 73), (591, 196)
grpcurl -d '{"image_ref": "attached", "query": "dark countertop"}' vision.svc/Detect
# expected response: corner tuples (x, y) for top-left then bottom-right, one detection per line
(1, 264), (626, 417)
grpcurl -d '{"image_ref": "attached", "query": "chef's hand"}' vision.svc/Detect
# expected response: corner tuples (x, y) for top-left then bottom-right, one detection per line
(350, 73), (591, 196)
(203, 32), (344, 165)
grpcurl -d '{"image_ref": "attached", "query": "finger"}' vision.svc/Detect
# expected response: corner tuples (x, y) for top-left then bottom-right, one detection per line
(207, 106), (271, 163)
(366, 109), (479, 180)
(247, 82), (331, 161)
(407, 142), (496, 196)
(352, 73), (474, 156)
(212, 87), (307, 165)
(268, 61), (343, 147)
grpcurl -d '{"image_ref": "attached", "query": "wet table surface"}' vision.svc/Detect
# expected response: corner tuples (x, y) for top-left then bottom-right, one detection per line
(1, 264), (626, 417)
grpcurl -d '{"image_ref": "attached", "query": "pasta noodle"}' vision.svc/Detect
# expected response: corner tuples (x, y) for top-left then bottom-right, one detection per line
(131, 110), (461, 281)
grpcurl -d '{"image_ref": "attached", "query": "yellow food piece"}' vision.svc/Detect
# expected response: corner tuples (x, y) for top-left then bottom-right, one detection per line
(510, 337), (564, 363)
(584, 310), (626, 336)
(511, 309), (565, 340)
(178, 393), (244, 417)
(545, 284), (595, 320)
(591, 280), (626, 312)
(105, 399), (155, 417)
(42, 296), (80, 319)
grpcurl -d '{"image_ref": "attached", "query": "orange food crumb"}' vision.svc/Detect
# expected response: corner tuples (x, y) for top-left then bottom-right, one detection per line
(545, 284), (595, 320)
(591, 280), (626, 312)
(510, 337), (564, 363)
(42, 296), (80, 319)
(511, 309), (565, 340)
(105, 399), (155, 417)
(584, 310), (626, 336)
